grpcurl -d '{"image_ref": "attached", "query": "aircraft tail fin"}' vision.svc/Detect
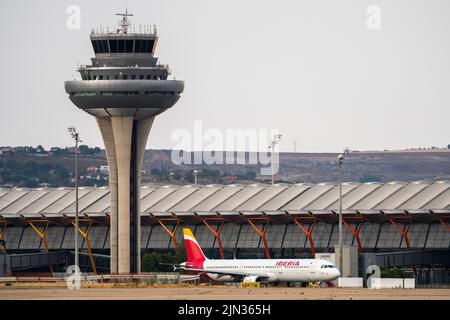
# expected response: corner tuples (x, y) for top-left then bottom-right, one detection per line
(183, 228), (208, 262)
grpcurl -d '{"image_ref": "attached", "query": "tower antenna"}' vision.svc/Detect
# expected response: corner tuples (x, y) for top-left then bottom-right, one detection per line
(116, 3), (133, 34)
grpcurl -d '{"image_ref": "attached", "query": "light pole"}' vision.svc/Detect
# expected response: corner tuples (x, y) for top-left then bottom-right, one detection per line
(0, 239), (6, 276)
(269, 134), (282, 185)
(68, 127), (81, 271)
(337, 147), (350, 277)
(193, 170), (198, 185)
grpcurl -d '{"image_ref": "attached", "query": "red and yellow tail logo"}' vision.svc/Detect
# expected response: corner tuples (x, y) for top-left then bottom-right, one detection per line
(183, 228), (207, 262)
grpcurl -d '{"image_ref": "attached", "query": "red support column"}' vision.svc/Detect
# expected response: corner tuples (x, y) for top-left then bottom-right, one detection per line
(158, 220), (180, 249)
(389, 218), (411, 250)
(293, 219), (316, 257)
(247, 219), (271, 259)
(202, 219), (225, 259)
(342, 220), (364, 253)
(437, 218), (450, 232)
(0, 221), (7, 241)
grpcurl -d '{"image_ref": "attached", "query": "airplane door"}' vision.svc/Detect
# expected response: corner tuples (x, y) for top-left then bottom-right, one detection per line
(308, 261), (316, 281)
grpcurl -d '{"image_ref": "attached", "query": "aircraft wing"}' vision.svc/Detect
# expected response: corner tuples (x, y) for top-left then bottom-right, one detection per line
(159, 263), (243, 276)
(177, 265), (269, 281)
(159, 263), (269, 281)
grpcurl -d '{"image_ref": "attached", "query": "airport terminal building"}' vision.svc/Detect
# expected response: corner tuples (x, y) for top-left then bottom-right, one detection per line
(0, 181), (449, 284)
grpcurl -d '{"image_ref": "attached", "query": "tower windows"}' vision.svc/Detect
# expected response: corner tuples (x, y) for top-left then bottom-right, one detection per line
(71, 92), (96, 97)
(126, 40), (134, 53)
(134, 39), (143, 52)
(81, 72), (169, 81)
(91, 40), (110, 53)
(100, 91), (139, 96)
(91, 40), (99, 53)
(144, 91), (175, 96)
(99, 38), (155, 54)
(143, 40), (155, 53)
(109, 40), (118, 53)
(100, 40), (109, 53)
(118, 40), (125, 53)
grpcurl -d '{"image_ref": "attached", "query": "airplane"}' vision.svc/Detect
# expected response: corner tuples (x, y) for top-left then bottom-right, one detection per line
(171, 228), (340, 284)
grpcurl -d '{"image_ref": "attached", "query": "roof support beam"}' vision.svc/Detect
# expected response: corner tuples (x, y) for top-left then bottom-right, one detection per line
(342, 219), (364, 253)
(28, 220), (53, 273)
(437, 217), (450, 232)
(389, 218), (411, 250)
(202, 218), (224, 259)
(28, 221), (50, 252)
(247, 219), (271, 259)
(158, 220), (180, 249)
(0, 221), (7, 242)
(293, 218), (316, 258)
(71, 220), (97, 274)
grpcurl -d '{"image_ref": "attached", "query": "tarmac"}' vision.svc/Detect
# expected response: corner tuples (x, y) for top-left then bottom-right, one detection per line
(0, 285), (449, 300)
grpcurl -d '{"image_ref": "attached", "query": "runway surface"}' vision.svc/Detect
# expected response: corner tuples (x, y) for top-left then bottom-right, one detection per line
(0, 285), (449, 300)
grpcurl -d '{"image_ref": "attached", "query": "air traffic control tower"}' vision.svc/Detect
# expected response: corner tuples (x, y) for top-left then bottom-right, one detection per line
(65, 11), (184, 274)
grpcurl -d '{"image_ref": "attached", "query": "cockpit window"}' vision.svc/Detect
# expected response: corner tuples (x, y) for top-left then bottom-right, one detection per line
(321, 264), (335, 268)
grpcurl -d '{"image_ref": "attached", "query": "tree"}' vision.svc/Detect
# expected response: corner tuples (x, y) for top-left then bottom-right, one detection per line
(359, 174), (381, 183)
(79, 145), (90, 154)
(23, 178), (39, 188)
(380, 267), (412, 278)
(141, 252), (178, 272)
(141, 243), (186, 272)
(23, 160), (39, 176)
(173, 171), (182, 180)
(150, 168), (162, 176)
(185, 172), (194, 183)
(246, 171), (256, 180)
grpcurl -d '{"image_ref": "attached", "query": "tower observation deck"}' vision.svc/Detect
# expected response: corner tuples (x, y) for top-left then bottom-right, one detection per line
(65, 11), (184, 274)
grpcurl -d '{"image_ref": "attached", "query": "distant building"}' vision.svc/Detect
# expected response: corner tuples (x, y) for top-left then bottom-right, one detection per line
(13, 146), (33, 153)
(99, 165), (109, 174)
(223, 175), (237, 183)
(0, 147), (12, 155)
(36, 145), (47, 153)
(38, 182), (51, 188)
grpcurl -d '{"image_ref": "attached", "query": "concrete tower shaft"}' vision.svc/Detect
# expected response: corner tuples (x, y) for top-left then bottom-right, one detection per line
(97, 116), (153, 274)
(65, 12), (183, 274)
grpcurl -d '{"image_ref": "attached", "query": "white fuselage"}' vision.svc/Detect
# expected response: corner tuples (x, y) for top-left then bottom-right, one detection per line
(201, 259), (340, 283)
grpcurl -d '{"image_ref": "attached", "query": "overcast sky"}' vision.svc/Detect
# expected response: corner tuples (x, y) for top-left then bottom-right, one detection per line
(0, 0), (449, 152)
